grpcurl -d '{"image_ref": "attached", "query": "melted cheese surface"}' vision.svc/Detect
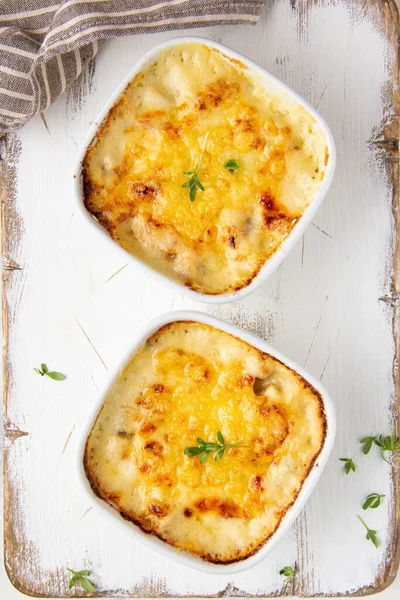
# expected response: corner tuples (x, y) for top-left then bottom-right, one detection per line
(83, 42), (328, 295)
(84, 322), (326, 563)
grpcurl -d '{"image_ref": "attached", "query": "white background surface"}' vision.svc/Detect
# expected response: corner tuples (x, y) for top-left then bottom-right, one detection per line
(1, 0), (399, 597)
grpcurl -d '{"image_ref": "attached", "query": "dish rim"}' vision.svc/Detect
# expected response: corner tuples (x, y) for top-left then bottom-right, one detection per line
(72, 35), (336, 305)
(77, 310), (336, 574)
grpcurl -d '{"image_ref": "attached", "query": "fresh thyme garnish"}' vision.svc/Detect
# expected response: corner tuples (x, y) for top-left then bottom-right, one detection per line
(360, 433), (400, 463)
(279, 566), (295, 580)
(184, 430), (249, 463)
(182, 132), (209, 202)
(357, 515), (379, 548)
(363, 493), (385, 510)
(67, 568), (95, 592)
(339, 457), (356, 474)
(224, 159), (239, 173)
(34, 363), (65, 381)
(374, 434), (400, 463)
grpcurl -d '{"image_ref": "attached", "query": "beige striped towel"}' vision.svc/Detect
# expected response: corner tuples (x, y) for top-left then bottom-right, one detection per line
(0, 1), (265, 135)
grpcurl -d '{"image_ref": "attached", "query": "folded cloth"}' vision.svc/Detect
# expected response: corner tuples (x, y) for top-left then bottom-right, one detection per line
(0, 1), (265, 135)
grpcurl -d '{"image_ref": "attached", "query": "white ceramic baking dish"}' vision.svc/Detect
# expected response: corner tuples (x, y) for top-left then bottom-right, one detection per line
(78, 310), (336, 574)
(73, 37), (336, 305)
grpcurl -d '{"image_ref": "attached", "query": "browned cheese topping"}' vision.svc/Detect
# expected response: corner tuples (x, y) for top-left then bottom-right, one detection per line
(84, 322), (327, 563)
(83, 43), (328, 294)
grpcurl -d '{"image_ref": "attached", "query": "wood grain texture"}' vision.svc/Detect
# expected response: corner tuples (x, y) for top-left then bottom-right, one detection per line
(1, 0), (399, 596)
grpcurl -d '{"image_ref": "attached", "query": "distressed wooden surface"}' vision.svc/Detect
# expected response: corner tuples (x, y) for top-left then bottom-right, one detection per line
(1, 0), (399, 596)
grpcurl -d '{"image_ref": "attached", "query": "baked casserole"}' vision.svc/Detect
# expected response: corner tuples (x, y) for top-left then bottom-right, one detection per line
(82, 42), (329, 295)
(84, 321), (327, 564)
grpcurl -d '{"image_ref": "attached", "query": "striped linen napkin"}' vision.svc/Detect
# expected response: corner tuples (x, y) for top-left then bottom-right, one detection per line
(0, 1), (265, 135)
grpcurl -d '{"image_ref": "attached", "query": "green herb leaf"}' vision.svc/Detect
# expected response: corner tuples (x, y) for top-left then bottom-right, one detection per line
(279, 566), (295, 579)
(339, 458), (356, 474)
(363, 493), (385, 510)
(224, 159), (239, 174)
(46, 371), (66, 381)
(184, 431), (249, 463)
(357, 515), (379, 548)
(34, 364), (65, 381)
(367, 529), (379, 548)
(189, 183), (197, 202)
(80, 578), (95, 593)
(203, 443), (219, 451)
(361, 436), (376, 455)
(195, 178), (204, 192)
(200, 452), (209, 464)
(67, 567), (95, 593)
(184, 447), (203, 456)
(214, 448), (225, 461)
(182, 132), (209, 202)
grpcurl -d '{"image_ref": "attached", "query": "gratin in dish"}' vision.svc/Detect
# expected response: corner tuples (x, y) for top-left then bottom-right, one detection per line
(82, 42), (329, 295)
(84, 321), (327, 564)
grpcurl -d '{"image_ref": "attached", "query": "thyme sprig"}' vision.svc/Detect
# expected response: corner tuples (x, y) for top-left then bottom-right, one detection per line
(184, 430), (249, 463)
(361, 433), (400, 463)
(34, 363), (65, 381)
(67, 568), (95, 592)
(357, 515), (379, 548)
(182, 132), (209, 202)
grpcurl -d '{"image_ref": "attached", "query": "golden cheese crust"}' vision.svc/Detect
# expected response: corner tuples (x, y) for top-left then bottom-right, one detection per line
(84, 322), (327, 563)
(82, 42), (328, 295)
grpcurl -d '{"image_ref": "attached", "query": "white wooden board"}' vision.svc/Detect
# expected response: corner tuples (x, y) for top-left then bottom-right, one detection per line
(2, 0), (399, 596)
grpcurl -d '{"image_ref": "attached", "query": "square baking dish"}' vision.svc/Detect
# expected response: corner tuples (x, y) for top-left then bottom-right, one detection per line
(73, 36), (336, 304)
(78, 311), (336, 574)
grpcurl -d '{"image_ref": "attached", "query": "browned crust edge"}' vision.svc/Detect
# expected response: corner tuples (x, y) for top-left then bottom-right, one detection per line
(83, 320), (327, 565)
